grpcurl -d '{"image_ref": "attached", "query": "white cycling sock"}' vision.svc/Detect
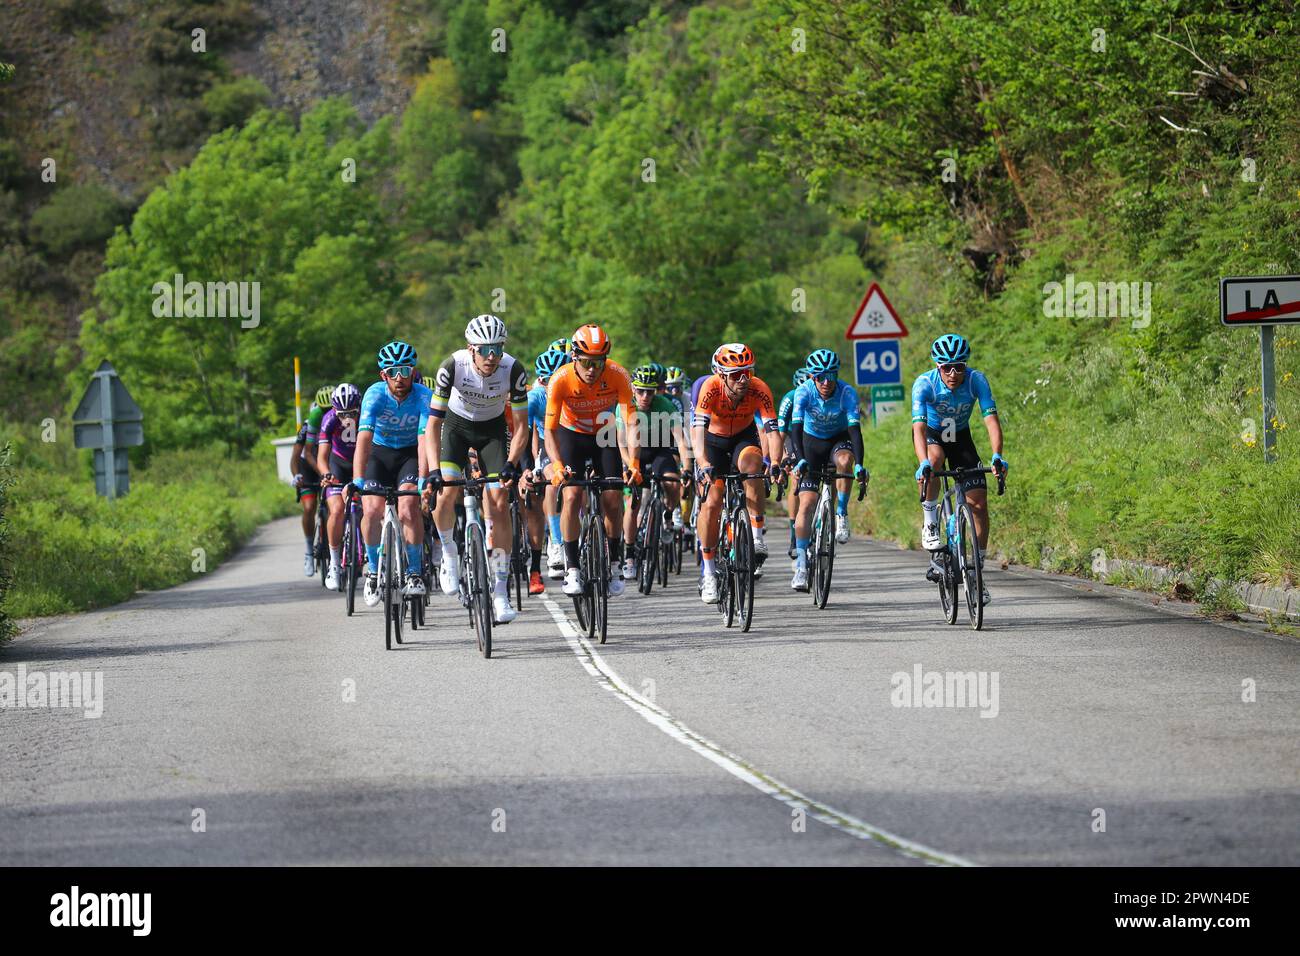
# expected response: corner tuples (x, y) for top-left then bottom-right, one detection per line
(330, 547), (341, 568)
(702, 557), (716, 576)
(922, 500), (939, 524)
(304, 535), (314, 553)
(437, 525), (456, 551)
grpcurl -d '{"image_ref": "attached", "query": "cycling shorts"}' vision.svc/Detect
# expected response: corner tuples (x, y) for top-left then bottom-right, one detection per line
(924, 426), (986, 491)
(323, 451), (354, 499)
(799, 430), (854, 494)
(554, 425), (622, 479)
(364, 443), (420, 489)
(441, 410), (507, 478)
(701, 424), (761, 475)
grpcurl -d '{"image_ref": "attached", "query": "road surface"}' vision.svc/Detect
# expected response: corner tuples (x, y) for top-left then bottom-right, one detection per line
(2, 517), (1297, 865)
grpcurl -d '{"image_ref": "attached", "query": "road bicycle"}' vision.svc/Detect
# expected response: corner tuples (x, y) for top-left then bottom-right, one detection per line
(336, 484), (366, 616)
(700, 471), (769, 632)
(563, 466), (626, 645)
(439, 475), (496, 658)
(311, 488), (329, 587)
(632, 474), (680, 595)
(508, 479), (529, 608)
(788, 465), (867, 609)
(412, 507), (441, 627)
(359, 485), (423, 650)
(688, 487), (702, 567)
(922, 465), (1006, 630)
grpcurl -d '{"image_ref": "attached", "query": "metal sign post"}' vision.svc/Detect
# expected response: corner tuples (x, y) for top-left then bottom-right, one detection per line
(1219, 275), (1300, 463)
(72, 361), (144, 498)
(1261, 325), (1277, 462)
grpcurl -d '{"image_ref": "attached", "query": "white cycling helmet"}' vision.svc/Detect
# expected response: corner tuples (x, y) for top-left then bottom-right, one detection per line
(465, 314), (507, 346)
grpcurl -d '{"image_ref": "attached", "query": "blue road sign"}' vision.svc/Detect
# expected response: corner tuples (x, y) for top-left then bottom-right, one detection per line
(854, 340), (901, 388)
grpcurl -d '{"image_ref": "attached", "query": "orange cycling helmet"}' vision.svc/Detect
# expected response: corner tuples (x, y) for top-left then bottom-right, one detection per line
(711, 342), (754, 375)
(571, 323), (612, 357)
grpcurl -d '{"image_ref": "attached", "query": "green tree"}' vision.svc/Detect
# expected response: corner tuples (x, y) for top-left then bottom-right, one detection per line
(28, 184), (127, 257)
(78, 99), (399, 451)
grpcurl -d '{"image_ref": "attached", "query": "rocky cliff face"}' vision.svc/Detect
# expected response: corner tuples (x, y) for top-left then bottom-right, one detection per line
(0, 0), (412, 197)
(227, 0), (411, 126)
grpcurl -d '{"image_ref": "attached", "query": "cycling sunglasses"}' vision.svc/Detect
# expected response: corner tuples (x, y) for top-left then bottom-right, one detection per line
(474, 343), (504, 358)
(384, 365), (415, 379)
(813, 372), (837, 384)
(938, 362), (967, 373)
(722, 367), (753, 380)
(575, 356), (606, 370)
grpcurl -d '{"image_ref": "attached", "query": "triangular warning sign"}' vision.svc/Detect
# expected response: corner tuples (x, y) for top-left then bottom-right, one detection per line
(845, 283), (908, 340)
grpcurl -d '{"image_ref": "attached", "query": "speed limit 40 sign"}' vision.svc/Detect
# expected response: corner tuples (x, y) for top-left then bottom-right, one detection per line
(854, 340), (900, 387)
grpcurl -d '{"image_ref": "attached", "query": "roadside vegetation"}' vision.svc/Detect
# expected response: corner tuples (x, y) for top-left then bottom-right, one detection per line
(1, 1), (1296, 621)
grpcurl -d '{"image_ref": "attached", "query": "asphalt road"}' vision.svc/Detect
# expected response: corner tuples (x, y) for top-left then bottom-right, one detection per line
(2, 516), (1297, 866)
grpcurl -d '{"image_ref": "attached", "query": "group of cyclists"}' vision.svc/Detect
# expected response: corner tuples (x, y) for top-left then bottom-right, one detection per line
(287, 314), (1009, 625)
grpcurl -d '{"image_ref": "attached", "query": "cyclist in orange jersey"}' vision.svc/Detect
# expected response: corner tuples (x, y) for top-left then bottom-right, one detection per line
(543, 323), (641, 598)
(691, 342), (783, 605)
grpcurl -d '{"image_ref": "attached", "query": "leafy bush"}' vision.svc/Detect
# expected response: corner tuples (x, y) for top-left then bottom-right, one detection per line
(0, 432), (293, 618)
(28, 184), (126, 257)
(51, 0), (112, 33)
(202, 76), (270, 131)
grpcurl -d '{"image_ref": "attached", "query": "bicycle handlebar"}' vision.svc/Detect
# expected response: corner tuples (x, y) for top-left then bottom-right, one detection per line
(918, 465), (1006, 502)
(357, 486), (422, 500)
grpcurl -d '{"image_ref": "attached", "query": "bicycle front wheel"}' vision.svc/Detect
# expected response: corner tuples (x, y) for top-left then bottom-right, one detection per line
(593, 520), (609, 644)
(732, 510), (755, 632)
(382, 523), (396, 650)
(638, 502), (659, 595)
(813, 497), (835, 609)
(721, 519), (736, 628)
(343, 515), (357, 616)
(467, 521), (493, 658)
(317, 506), (329, 588)
(957, 501), (983, 631)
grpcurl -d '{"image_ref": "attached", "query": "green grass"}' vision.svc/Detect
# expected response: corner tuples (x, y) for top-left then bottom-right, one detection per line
(853, 229), (1300, 594)
(0, 427), (293, 620)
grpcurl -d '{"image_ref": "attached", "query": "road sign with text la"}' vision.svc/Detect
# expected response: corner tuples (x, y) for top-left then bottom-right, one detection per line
(1220, 275), (1300, 325)
(854, 340), (901, 387)
(845, 282), (908, 340)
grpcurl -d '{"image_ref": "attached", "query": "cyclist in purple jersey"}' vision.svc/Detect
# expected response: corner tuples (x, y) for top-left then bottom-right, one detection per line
(316, 384), (361, 590)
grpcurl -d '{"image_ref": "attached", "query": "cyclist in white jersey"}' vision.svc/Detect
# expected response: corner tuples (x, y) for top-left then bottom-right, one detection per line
(421, 314), (530, 624)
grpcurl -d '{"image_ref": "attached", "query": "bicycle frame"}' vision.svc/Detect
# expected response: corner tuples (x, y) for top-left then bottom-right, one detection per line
(359, 486), (422, 650)
(438, 475), (496, 657)
(921, 466), (1005, 630)
(561, 466), (626, 644)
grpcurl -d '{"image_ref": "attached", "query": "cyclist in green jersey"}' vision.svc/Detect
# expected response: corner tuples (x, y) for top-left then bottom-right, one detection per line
(618, 364), (692, 581)
(290, 384), (332, 576)
(662, 366), (691, 524)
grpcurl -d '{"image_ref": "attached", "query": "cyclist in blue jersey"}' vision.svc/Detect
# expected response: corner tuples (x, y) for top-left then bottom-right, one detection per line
(912, 333), (1007, 606)
(352, 340), (434, 607)
(776, 367), (811, 565)
(523, 348), (569, 591)
(786, 349), (868, 591)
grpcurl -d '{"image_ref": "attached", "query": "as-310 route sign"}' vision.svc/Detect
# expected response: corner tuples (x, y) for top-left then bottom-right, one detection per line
(1220, 275), (1300, 325)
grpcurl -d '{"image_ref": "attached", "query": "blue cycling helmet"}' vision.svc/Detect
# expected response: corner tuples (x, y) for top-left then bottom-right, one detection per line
(792, 367), (811, 388)
(534, 348), (569, 380)
(377, 340), (417, 370)
(931, 333), (970, 364)
(805, 349), (840, 376)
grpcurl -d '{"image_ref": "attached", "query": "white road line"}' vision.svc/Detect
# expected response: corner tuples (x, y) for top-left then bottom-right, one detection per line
(539, 595), (976, 867)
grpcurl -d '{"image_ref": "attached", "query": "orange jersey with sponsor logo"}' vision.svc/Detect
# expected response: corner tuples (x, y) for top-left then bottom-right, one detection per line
(693, 374), (777, 438)
(544, 360), (635, 435)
